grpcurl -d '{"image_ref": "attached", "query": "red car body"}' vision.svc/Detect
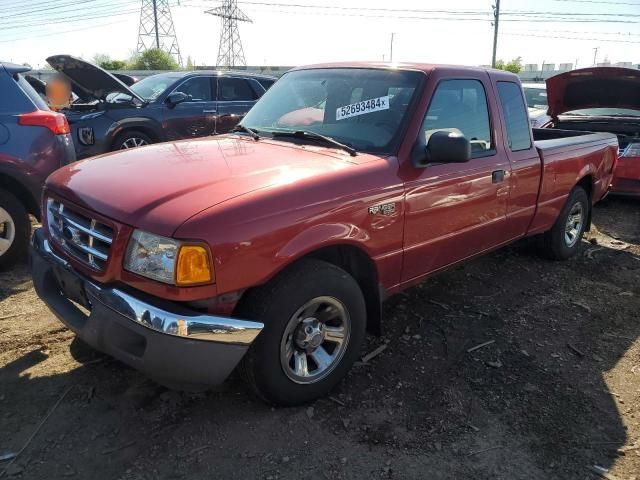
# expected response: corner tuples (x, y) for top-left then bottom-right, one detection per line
(545, 67), (640, 196)
(30, 63), (618, 393)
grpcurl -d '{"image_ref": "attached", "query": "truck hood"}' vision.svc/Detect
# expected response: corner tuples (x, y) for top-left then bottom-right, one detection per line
(46, 136), (360, 237)
(46, 54), (144, 103)
(546, 67), (640, 117)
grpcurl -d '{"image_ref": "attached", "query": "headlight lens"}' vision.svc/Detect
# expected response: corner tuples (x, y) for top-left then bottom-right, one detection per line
(124, 230), (180, 284)
(124, 230), (214, 285)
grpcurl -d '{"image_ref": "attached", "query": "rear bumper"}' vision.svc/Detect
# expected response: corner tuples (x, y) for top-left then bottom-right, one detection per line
(30, 228), (263, 388)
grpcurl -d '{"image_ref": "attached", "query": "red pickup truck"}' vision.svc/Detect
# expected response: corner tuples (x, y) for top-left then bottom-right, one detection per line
(31, 63), (618, 405)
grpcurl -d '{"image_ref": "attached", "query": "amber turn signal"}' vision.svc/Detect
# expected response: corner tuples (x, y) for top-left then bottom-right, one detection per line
(175, 245), (213, 285)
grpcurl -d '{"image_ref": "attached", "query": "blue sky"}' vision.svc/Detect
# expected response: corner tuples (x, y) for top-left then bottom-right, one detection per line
(1, 0), (639, 69)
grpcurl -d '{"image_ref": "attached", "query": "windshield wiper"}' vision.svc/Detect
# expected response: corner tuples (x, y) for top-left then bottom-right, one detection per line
(270, 130), (356, 156)
(231, 124), (261, 141)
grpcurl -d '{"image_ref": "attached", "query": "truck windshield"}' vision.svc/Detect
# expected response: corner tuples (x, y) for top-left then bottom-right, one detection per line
(240, 68), (422, 153)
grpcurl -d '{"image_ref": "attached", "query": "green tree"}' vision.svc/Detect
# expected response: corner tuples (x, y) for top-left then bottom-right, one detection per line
(495, 57), (523, 74)
(186, 55), (194, 70)
(129, 49), (178, 70)
(101, 60), (127, 70)
(92, 54), (127, 70)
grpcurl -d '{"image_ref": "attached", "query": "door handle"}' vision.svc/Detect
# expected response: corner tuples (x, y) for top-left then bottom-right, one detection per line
(203, 109), (217, 113)
(492, 170), (506, 183)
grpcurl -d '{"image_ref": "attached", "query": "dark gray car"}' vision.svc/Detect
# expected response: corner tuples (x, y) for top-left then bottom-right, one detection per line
(0, 62), (76, 268)
(47, 55), (276, 159)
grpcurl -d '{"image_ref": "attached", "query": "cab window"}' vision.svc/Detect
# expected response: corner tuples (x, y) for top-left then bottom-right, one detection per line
(422, 79), (493, 156)
(174, 77), (213, 101)
(497, 81), (532, 151)
(217, 77), (258, 101)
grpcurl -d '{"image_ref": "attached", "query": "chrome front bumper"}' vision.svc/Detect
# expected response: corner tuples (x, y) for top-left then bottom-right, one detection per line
(30, 228), (263, 388)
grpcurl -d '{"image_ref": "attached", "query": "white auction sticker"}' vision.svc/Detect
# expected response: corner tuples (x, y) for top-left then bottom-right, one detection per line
(336, 95), (390, 121)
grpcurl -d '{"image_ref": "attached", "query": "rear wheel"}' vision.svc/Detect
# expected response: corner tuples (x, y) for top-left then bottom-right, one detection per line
(238, 259), (367, 406)
(112, 130), (153, 151)
(541, 186), (589, 260)
(0, 190), (30, 270)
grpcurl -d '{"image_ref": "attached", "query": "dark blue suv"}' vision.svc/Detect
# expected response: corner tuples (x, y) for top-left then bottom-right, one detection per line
(46, 55), (276, 159)
(0, 62), (75, 268)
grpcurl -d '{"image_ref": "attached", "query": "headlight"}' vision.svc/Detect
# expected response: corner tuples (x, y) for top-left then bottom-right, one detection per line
(124, 230), (213, 285)
(622, 143), (640, 158)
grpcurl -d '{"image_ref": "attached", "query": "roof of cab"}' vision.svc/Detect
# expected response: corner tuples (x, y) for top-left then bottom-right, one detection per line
(289, 61), (520, 80)
(1, 62), (31, 75)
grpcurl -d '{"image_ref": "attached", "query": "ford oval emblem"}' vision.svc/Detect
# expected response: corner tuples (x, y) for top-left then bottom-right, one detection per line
(62, 225), (81, 244)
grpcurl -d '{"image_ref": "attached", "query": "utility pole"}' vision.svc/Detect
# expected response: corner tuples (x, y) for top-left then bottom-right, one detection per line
(137, 0), (182, 65)
(390, 33), (396, 62)
(592, 47), (599, 66)
(206, 0), (252, 68)
(491, 0), (500, 68)
(153, 0), (159, 48)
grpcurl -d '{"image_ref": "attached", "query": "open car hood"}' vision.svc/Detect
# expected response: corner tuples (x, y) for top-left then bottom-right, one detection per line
(46, 54), (144, 103)
(546, 67), (640, 117)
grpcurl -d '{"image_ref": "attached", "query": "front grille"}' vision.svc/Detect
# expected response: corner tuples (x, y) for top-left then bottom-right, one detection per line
(46, 198), (113, 271)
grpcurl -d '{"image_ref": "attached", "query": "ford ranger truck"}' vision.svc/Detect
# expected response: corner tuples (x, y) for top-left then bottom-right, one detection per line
(30, 63), (618, 406)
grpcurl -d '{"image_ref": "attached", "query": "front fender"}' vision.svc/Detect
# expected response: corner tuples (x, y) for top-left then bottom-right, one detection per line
(276, 223), (372, 262)
(106, 117), (166, 145)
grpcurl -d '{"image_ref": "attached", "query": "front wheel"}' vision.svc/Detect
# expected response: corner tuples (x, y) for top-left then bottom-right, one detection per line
(112, 130), (153, 151)
(238, 259), (367, 406)
(541, 186), (589, 260)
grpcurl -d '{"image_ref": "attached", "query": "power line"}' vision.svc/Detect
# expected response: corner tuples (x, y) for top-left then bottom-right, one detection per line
(551, 0), (640, 5)
(0, 18), (129, 43)
(0, 7), (140, 32)
(503, 32), (640, 44)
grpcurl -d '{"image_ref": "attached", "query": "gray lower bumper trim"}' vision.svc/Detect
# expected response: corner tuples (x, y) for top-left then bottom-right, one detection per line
(40, 236), (263, 346)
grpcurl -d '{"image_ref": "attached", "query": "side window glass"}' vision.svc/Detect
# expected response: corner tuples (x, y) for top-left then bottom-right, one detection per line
(217, 78), (258, 101)
(174, 77), (212, 101)
(497, 81), (532, 151)
(422, 79), (492, 156)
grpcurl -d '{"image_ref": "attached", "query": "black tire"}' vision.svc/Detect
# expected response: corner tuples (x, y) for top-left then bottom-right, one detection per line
(0, 189), (31, 270)
(111, 130), (153, 151)
(541, 186), (589, 260)
(238, 259), (367, 406)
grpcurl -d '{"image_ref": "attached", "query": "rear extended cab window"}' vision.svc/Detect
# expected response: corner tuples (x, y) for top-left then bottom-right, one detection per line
(497, 81), (532, 151)
(421, 79), (493, 157)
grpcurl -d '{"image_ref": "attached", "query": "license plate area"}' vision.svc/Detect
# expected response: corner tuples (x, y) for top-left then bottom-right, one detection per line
(53, 265), (90, 310)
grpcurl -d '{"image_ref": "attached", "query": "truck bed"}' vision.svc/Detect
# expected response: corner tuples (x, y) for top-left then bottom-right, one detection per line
(526, 129), (619, 235)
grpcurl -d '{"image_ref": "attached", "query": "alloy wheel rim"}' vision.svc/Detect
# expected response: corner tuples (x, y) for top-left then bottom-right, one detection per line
(280, 296), (351, 384)
(0, 206), (16, 256)
(564, 202), (584, 247)
(120, 137), (148, 149)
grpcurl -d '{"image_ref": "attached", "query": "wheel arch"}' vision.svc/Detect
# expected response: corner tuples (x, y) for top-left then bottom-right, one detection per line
(236, 242), (384, 336)
(108, 118), (165, 150)
(0, 172), (39, 219)
(575, 173), (593, 230)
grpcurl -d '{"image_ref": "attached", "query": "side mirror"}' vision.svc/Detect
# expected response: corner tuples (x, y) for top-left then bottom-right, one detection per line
(412, 130), (471, 168)
(166, 92), (189, 107)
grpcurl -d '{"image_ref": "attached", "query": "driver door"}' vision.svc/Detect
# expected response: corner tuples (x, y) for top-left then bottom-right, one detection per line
(401, 77), (512, 282)
(163, 76), (217, 141)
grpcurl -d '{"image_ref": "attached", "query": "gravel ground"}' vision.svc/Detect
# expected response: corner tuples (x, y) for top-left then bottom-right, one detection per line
(0, 196), (639, 480)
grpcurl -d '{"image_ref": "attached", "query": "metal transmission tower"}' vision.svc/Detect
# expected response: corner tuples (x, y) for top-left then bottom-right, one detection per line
(137, 0), (182, 66)
(206, 0), (252, 68)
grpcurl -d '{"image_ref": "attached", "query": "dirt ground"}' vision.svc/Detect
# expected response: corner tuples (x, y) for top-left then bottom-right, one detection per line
(0, 197), (639, 480)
